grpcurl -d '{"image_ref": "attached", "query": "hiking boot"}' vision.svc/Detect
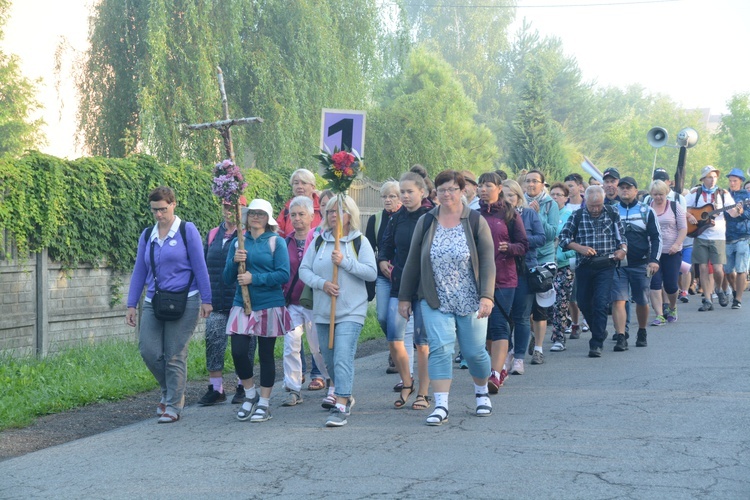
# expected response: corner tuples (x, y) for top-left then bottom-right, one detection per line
(198, 385), (227, 406)
(530, 351), (544, 365)
(698, 299), (714, 311)
(636, 328), (648, 347)
(613, 333), (628, 352)
(717, 291), (729, 307)
(665, 307), (677, 323)
(325, 407), (348, 427)
(650, 315), (666, 326)
(732, 299), (742, 309)
(568, 324), (580, 339)
(231, 384), (245, 404)
(678, 290), (689, 303)
(588, 347), (602, 358)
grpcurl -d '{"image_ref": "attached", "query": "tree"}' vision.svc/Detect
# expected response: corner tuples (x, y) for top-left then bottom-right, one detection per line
(0, 0), (44, 156)
(78, 0), (384, 169)
(366, 47), (497, 180)
(717, 93), (750, 172)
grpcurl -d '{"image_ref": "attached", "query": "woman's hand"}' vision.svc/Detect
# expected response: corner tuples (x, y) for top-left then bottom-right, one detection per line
(237, 271), (252, 286)
(331, 249), (343, 266)
(234, 248), (247, 263)
(668, 243), (682, 255)
(398, 300), (412, 319)
(497, 241), (509, 253)
(477, 297), (493, 319)
(379, 261), (393, 279)
(200, 304), (213, 318)
(125, 307), (137, 327)
(323, 281), (339, 297)
(686, 212), (698, 225)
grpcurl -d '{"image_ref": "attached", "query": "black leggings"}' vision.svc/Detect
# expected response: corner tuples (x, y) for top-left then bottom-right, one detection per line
(231, 335), (277, 388)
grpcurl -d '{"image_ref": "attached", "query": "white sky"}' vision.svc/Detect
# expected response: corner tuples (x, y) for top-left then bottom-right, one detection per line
(2, 0), (749, 158)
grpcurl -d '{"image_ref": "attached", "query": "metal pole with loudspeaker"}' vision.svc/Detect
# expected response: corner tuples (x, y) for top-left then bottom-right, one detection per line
(674, 127), (698, 195)
(646, 127), (669, 179)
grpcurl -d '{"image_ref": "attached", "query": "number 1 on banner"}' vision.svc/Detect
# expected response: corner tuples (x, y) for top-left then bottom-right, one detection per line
(320, 109), (366, 156)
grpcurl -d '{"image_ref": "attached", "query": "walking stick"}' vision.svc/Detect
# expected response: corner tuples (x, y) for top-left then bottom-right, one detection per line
(329, 195), (343, 349)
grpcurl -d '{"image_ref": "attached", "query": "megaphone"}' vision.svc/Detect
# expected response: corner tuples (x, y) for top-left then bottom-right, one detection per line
(647, 127), (669, 148)
(676, 127), (699, 148)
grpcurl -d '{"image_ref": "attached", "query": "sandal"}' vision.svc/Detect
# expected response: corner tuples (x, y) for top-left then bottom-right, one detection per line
(321, 394), (337, 409)
(475, 393), (492, 417)
(394, 380), (414, 409)
(393, 381), (404, 393)
(156, 403), (166, 416)
(426, 406), (449, 426)
(250, 405), (272, 423)
(157, 411), (180, 424)
(307, 377), (325, 391)
(412, 394), (431, 410)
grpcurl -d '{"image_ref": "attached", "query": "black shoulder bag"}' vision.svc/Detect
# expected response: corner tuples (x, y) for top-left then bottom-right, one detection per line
(149, 221), (194, 321)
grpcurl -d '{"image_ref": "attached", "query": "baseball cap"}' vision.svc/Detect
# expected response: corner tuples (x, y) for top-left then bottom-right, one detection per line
(618, 176), (638, 189)
(700, 165), (720, 180)
(726, 168), (746, 181)
(653, 168), (669, 181)
(461, 170), (478, 186)
(536, 288), (556, 308)
(602, 167), (620, 180)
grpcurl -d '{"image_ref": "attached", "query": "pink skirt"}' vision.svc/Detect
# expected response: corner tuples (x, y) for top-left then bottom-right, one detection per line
(226, 306), (292, 338)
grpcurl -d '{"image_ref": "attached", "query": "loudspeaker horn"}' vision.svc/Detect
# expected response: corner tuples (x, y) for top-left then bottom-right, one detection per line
(676, 127), (699, 148)
(647, 127), (669, 148)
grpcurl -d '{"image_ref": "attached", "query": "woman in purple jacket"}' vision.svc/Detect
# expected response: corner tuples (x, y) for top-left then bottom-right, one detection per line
(126, 187), (213, 423)
(477, 173), (528, 393)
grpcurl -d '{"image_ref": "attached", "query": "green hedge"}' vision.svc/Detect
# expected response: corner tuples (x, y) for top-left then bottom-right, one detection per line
(0, 151), (299, 275)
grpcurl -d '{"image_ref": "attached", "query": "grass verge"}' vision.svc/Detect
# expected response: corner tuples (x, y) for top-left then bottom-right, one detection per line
(1, 306), (383, 431)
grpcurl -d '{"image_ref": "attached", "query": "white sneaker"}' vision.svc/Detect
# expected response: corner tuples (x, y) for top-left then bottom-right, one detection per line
(510, 359), (525, 375)
(504, 351), (514, 371)
(550, 342), (566, 352)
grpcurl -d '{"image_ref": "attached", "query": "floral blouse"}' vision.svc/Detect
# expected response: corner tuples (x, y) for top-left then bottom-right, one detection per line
(430, 224), (479, 315)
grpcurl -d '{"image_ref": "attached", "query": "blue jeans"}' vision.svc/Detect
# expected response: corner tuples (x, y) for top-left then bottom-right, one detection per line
(316, 322), (362, 398)
(510, 275), (533, 359)
(487, 288), (515, 341)
(576, 264), (615, 350)
(612, 264), (650, 305)
(387, 297), (427, 345)
(420, 300), (490, 380)
(375, 276), (391, 336)
(139, 295), (200, 415)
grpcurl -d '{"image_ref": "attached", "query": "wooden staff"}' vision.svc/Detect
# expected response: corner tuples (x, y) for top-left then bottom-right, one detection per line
(235, 203), (251, 314)
(329, 195), (343, 349)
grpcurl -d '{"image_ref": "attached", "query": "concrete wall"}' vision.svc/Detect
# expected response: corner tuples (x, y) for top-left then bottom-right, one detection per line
(0, 252), (205, 359)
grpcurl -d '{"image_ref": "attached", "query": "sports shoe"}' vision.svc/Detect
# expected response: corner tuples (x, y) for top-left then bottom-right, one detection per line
(550, 341), (566, 352)
(454, 352), (463, 363)
(732, 299), (742, 309)
(498, 369), (508, 387)
(636, 328), (648, 347)
(613, 333), (628, 352)
(568, 324), (580, 339)
(231, 384), (245, 404)
(666, 307), (677, 323)
(678, 290), (689, 303)
(198, 385), (226, 406)
(504, 351), (514, 371)
(510, 358), (525, 375)
(321, 393), (337, 409)
(325, 407), (347, 427)
(459, 358), (468, 369)
(236, 392), (260, 421)
(698, 299), (714, 311)
(650, 315), (666, 326)
(250, 405), (272, 423)
(564, 326), (572, 335)
(488, 372), (501, 394)
(717, 291), (729, 307)
(282, 391), (303, 406)
(386, 354), (398, 374)
(345, 397), (355, 416)
(588, 347), (602, 358)
(581, 321), (590, 332)
(530, 351), (544, 365)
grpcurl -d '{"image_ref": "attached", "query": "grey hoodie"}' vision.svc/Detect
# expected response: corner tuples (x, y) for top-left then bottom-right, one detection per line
(299, 229), (377, 325)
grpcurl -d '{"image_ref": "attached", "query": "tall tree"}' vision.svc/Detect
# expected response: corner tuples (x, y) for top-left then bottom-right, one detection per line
(717, 93), (750, 172)
(366, 47), (497, 180)
(0, 0), (44, 156)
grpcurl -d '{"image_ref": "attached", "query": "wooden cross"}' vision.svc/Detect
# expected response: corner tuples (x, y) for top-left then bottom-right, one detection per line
(187, 66), (263, 314)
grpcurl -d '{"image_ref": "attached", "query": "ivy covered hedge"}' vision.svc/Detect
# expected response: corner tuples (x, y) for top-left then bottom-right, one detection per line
(0, 151), (298, 272)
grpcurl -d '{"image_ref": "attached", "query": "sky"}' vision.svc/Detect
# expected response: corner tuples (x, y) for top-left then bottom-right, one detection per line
(2, 0), (749, 159)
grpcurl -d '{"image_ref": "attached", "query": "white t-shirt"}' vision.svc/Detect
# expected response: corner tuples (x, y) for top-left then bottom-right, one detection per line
(686, 188), (734, 241)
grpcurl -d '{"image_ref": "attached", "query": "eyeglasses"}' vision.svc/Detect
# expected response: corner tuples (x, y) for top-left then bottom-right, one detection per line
(436, 187), (461, 195)
(550, 192), (567, 198)
(525, 179), (542, 185)
(150, 205), (172, 214)
(247, 211), (268, 218)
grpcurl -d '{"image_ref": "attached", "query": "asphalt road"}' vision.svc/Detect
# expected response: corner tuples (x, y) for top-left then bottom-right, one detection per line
(1, 299), (748, 499)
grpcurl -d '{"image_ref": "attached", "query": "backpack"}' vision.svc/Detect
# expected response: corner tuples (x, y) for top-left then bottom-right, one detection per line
(143, 221), (188, 247)
(313, 234), (376, 302)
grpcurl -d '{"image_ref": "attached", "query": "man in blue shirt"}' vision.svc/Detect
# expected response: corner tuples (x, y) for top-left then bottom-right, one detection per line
(722, 168), (750, 309)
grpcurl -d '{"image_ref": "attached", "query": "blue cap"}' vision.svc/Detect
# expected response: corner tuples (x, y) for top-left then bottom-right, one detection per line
(726, 168), (746, 181)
